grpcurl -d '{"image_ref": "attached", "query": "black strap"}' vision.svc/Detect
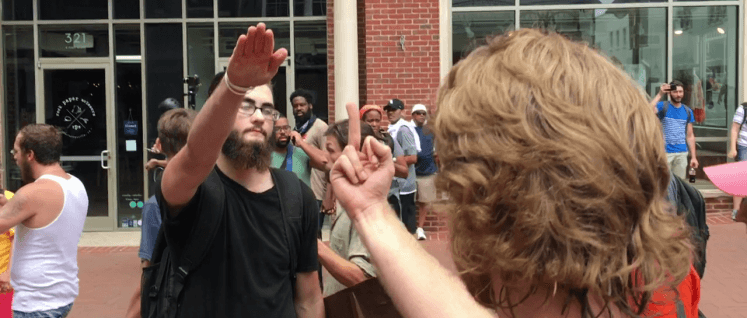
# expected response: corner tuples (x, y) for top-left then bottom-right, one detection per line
(174, 170), (226, 284)
(740, 105), (747, 132)
(271, 169), (304, 290)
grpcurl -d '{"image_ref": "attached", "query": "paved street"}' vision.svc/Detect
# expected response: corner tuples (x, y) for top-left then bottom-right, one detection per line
(65, 215), (745, 317)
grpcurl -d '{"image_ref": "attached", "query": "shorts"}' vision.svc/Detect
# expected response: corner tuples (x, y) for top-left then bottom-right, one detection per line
(416, 174), (437, 204)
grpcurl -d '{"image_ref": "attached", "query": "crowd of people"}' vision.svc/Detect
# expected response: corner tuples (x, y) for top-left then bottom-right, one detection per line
(0, 22), (745, 318)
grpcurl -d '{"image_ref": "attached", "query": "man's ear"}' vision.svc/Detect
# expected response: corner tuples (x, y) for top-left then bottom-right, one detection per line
(154, 138), (162, 152)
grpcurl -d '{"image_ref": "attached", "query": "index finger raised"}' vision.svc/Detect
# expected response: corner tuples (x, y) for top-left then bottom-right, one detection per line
(346, 102), (361, 150)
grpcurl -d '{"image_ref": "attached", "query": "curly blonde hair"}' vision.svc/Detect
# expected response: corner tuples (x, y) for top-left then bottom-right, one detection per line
(433, 29), (692, 317)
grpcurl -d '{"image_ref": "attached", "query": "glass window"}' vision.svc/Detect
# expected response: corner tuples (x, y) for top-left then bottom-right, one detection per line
(145, 24), (183, 195)
(115, 24), (141, 56)
(218, 22), (290, 57)
(672, 6), (737, 131)
(520, 8), (667, 97)
(218, 0), (289, 17)
(188, 0), (215, 18)
(39, 25), (110, 58)
(453, 0), (512, 6)
(114, 0), (140, 19)
(145, 0), (182, 19)
(294, 21), (328, 121)
(187, 24), (215, 111)
(115, 25), (145, 225)
(3, 26), (36, 191)
(452, 11), (514, 64)
(2, 0), (33, 20)
(520, 0), (664, 4)
(38, 0), (108, 20)
(294, 0), (326, 16)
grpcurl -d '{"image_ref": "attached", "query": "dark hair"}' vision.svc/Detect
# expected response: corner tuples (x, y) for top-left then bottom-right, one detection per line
(290, 89), (314, 105)
(158, 97), (181, 113)
(324, 120), (385, 151)
(18, 124), (62, 165)
(158, 108), (196, 157)
(671, 80), (684, 88)
(208, 71), (225, 97)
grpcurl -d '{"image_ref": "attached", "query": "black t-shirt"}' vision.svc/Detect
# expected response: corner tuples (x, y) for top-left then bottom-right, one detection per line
(157, 167), (319, 317)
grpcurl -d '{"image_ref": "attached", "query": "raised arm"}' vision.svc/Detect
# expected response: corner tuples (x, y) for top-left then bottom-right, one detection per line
(328, 103), (496, 318)
(290, 131), (329, 171)
(650, 83), (669, 112)
(161, 23), (287, 214)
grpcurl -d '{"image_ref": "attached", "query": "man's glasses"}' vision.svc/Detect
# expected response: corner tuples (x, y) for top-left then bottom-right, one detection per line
(412, 112), (426, 116)
(238, 104), (280, 121)
(275, 125), (292, 133)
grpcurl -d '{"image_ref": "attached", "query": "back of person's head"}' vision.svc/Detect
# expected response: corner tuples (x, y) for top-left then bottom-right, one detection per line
(157, 108), (196, 157)
(17, 124), (62, 165)
(208, 71), (225, 97)
(324, 119), (384, 151)
(433, 28), (691, 316)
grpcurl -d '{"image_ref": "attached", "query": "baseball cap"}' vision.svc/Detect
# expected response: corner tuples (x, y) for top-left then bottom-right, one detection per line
(411, 104), (428, 114)
(703, 161), (747, 196)
(384, 99), (405, 111)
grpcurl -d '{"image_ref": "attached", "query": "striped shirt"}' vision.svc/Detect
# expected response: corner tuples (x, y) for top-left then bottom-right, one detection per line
(657, 102), (693, 153)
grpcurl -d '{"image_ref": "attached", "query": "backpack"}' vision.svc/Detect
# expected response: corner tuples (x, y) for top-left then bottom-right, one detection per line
(657, 101), (693, 126)
(141, 169), (305, 318)
(670, 176), (710, 279)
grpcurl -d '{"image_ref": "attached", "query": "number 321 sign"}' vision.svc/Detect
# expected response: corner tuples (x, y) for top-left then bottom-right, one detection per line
(64, 32), (93, 49)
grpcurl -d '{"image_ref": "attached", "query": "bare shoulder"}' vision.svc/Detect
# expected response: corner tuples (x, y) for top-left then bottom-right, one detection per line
(17, 180), (65, 210)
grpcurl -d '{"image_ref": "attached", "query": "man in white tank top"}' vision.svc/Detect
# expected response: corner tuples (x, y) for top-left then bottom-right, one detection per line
(0, 124), (88, 318)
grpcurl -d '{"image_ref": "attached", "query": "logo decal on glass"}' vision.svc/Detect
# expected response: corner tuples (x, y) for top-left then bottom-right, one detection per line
(55, 97), (96, 139)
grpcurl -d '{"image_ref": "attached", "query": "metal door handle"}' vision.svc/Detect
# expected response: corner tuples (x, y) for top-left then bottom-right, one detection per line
(101, 150), (110, 169)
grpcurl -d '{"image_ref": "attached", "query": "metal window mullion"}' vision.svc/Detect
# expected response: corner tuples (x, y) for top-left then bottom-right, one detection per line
(140, 0), (149, 202)
(33, 0), (42, 124)
(514, 0), (520, 31)
(667, 4), (673, 85)
(214, 0), (220, 74)
(183, 20), (188, 108)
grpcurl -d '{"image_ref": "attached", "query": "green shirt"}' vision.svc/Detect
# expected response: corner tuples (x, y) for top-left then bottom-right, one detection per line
(271, 146), (312, 187)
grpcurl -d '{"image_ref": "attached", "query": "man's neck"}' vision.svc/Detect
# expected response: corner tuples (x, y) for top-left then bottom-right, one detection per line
(32, 163), (68, 180)
(216, 155), (274, 193)
(275, 145), (288, 154)
(295, 114), (312, 128)
(670, 100), (683, 108)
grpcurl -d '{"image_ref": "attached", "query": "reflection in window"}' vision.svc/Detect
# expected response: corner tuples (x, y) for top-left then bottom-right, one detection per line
(38, 0), (108, 20)
(219, 0), (289, 17)
(520, 8), (667, 97)
(294, 21), (328, 121)
(187, 24), (216, 111)
(520, 0), (665, 4)
(2, 0), (33, 20)
(294, 0), (326, 16)
(145, 0), (182, 19)
(452, 11), (514, 65)
(673, 6), (737, 130)
(453, 0), (513, 6)
(218, 22), (290, 57)
(114, 0), (140, 19)
(188, 0), (215, 18)
(2, 26), (35, 191)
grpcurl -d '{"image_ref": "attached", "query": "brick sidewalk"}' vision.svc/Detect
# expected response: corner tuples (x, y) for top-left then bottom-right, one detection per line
(65, 220), (745, 317)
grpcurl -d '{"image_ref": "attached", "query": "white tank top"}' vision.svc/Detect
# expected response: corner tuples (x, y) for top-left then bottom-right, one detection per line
(10, 174), (88, 312)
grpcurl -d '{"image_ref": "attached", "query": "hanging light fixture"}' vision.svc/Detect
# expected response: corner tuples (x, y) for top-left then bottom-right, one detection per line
(717, 27), (725, 34)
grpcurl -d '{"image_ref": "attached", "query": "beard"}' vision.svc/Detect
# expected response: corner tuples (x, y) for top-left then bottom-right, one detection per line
(222, 129), (274, 171)
(672, 97), (682, 103)
(19, 160), (34, 185)
(294, 111), (311, 126)
(276, 137), (290, 149)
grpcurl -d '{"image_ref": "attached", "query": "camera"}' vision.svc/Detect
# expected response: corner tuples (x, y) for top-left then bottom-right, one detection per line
(183, 75), (201, 109)
(666, 82), (679, 92)
(183, 75), (200, 87)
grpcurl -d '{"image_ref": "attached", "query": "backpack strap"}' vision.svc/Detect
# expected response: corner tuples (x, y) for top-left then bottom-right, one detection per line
(657, 101), (669, 121)
(685, 106), (693, 126)
(271, 169), (304, 291)
(740, 104), (747, 133)
(173, 170), (226, 285)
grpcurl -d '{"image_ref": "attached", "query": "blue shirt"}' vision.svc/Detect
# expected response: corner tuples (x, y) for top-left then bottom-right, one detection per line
(138, 195), (162, 261)
(657, 101), (694, 153)
(415, 126), (437, 176)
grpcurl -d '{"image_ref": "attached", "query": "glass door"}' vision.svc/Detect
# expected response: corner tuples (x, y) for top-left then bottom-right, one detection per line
(37, 61), (116, 231)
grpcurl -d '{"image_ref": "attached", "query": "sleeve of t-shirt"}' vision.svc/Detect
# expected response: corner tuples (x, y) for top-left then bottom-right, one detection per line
(348, 228), (376, 278)
(155, 169), (223, 261)
(295, 182), (320, 273)
(656, 101), (664, 112)
(309, 121), (328, 150)
(733, 105), (745, 124)
(397, 127), (418, 156)
(138, 196), (162, 261)
(392, 136), (404, 157)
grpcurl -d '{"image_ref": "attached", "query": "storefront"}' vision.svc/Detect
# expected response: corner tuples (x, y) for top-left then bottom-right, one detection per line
(1, 0), (744, 231)
(1, 0), (328, 231)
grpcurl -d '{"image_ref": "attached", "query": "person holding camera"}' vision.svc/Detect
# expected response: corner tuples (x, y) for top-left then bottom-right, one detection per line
(650, 80), (699, 179)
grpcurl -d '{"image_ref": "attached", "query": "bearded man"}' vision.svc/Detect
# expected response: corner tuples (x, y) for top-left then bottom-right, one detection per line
(157, 23), (324, 317)
(650, 80), (699, 179)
